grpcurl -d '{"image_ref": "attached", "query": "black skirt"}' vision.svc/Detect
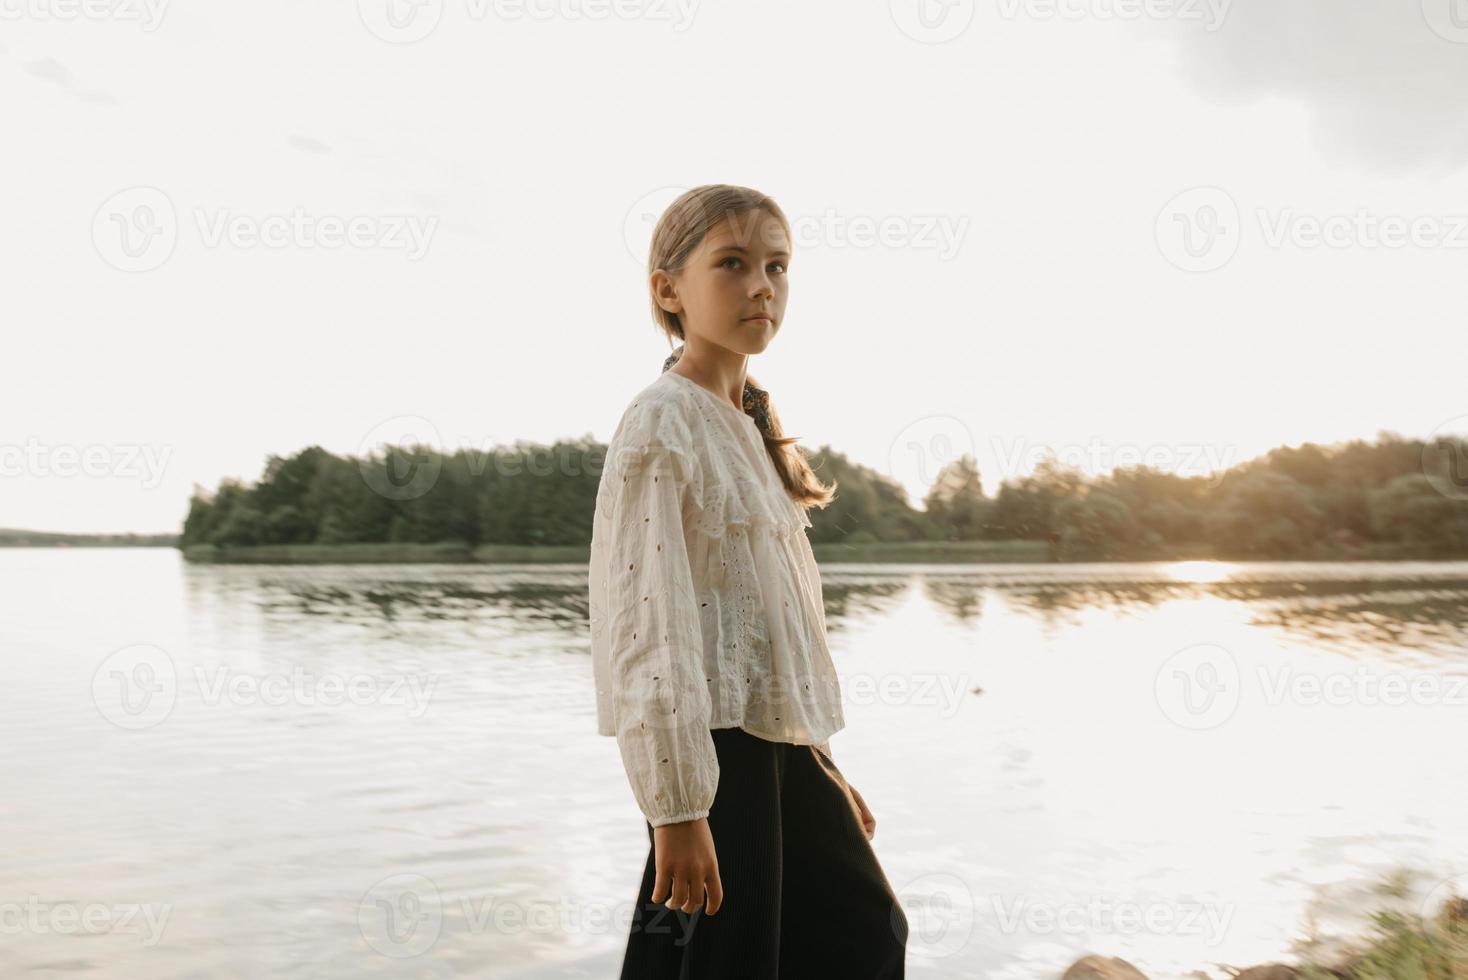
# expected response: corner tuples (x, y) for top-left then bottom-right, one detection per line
(618, 726), (909, 979)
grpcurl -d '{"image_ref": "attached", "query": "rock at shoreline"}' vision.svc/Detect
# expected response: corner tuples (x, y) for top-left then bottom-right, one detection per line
(1061, 955), (1149, 979)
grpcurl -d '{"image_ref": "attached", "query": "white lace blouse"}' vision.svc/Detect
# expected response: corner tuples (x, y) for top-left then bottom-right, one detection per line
(588, 368), (846, 827)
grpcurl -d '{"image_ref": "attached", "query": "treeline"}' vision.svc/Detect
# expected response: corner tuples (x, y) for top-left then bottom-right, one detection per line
(0, 528), (179, 547)
(179, 432), (1468, 560)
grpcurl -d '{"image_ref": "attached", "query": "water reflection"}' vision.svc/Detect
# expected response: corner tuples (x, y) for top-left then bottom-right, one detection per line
(1162, 560), (1238, 584)
(227, 561), (1468, 664)
(2, 551), (1465, 980)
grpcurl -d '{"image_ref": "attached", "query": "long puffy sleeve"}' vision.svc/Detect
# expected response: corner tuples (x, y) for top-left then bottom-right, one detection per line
(597, 428), (719, 828)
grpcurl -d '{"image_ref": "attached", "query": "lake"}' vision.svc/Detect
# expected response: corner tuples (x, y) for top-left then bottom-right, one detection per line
(3, 549), (1466, 979)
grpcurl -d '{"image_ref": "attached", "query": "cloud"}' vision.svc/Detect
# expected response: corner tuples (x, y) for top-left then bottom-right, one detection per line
(1156, 0), (1468, 176)
(24, 57), (71, 86)
(23, 56), (117, 104)
(288, 134), (333, 154)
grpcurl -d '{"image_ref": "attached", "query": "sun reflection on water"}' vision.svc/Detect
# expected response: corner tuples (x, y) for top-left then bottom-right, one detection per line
(1161, 560), (1238, 584)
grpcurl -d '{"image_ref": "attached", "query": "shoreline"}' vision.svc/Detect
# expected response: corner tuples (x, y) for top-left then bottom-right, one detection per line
(4, 539), (1462, 565)
(159, 540), (1468, 565)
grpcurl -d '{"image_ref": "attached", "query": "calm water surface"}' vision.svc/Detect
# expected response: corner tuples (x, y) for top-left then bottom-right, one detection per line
(3, 549), (1466, 979)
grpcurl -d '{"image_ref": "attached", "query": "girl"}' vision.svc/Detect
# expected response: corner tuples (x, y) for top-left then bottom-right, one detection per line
(588, 184), (908, 978)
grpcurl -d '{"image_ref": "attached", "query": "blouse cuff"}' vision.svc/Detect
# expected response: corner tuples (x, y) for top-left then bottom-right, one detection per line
(648, 808), (710, 828)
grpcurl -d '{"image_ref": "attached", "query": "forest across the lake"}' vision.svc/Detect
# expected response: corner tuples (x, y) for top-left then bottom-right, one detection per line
(172, 430), (1468, 564)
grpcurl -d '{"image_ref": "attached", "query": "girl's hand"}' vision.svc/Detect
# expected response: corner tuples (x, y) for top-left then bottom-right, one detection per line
(848, 783), (877, 840)
(651, 818), (723, 915)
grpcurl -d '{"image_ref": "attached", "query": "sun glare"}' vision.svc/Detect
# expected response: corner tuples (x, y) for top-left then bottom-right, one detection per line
(1161, 560), (1237, 584)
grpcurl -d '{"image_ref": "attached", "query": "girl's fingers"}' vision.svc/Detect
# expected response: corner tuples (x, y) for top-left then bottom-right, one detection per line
(705, 870), (724, 915)
(665, 873), (687, 910)
(650, 867), (668, 905)
(681, 879), (704, 913)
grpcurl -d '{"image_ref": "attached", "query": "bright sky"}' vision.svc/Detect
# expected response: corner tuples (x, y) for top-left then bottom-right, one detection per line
(4, 0), (1466, 534)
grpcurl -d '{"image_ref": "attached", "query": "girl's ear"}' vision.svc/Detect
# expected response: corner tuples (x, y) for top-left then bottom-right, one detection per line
(650, 270), (682, 315)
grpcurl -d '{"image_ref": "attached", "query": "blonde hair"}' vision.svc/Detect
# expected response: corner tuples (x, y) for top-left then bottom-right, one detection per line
(648, 184), (836, 510)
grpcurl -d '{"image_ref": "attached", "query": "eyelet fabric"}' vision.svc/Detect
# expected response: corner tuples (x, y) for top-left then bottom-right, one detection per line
(589, 369), (846, 827)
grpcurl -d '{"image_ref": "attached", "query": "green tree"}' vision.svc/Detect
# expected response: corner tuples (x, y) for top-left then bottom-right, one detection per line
(1055, 490), (1148, 559)
(924, 454), (990, 541)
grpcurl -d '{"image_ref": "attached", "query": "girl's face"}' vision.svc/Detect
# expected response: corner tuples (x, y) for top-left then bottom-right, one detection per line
(659, 209), (791, 356)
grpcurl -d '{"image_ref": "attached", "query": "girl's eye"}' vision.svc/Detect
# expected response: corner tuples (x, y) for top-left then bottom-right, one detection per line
(720, 257), (787, 274)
